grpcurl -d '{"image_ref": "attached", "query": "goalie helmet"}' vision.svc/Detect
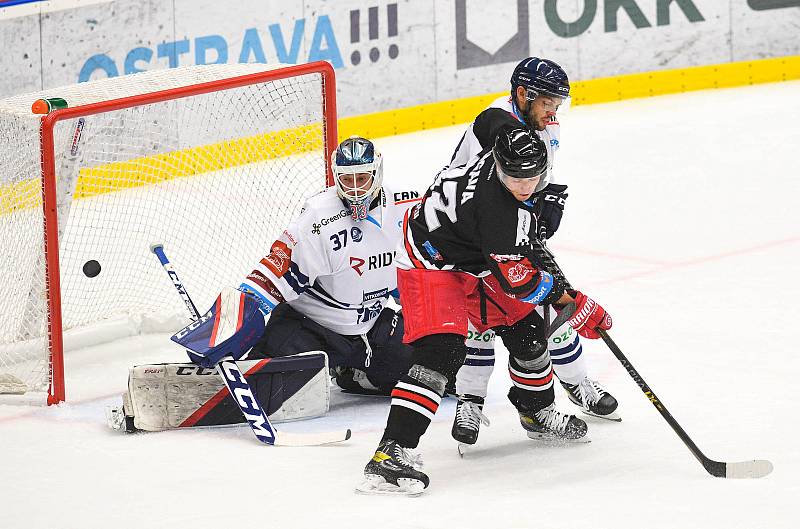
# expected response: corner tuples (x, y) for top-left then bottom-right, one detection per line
(492, 126), (548, 196)
(511, 57), (570, 100)
(332, 136), (384, 221)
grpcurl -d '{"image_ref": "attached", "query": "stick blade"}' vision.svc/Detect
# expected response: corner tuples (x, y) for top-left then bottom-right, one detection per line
(274, 428), (352, 447)
(725, 459), (774, 479)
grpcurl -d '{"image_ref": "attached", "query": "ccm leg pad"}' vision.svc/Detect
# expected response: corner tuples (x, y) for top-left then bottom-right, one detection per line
(120, 352), (329, 432)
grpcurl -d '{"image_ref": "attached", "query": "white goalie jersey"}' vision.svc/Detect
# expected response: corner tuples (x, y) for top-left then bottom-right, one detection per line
(239, 185), (421, 335)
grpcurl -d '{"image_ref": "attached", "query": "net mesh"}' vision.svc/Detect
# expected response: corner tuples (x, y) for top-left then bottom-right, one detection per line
(0, 64), (330, 398)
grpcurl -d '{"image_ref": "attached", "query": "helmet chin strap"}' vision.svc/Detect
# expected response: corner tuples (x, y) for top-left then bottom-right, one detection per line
(511, 94), (534, 129)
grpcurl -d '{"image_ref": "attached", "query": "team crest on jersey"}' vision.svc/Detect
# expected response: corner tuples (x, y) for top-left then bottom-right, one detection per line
(351, 226), (363, 242)
(261, 241), (292, 277)
(497, 258), (534, 286)
(357, 301), (383, 325)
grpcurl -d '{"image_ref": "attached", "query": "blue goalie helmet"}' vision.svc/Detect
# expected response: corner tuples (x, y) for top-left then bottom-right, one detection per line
(511, 57), (570, 100)
(332, 136), (384, 221)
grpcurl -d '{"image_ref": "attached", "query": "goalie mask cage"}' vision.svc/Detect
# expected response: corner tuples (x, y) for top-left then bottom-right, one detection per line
(0, 61), (337, 404)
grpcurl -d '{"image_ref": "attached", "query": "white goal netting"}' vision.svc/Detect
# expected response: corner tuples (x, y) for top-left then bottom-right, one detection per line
(0, 63), (334, 402)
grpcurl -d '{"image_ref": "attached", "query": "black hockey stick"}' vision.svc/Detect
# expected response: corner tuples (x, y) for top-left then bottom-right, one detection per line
(598, 329), (772, 478)
(151, 243), (351, 447)
(531, 239), (772, 478)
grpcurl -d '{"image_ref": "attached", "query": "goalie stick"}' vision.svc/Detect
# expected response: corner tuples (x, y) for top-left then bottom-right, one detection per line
(151, 243), (351, 447)
(531, 238), (773, 479)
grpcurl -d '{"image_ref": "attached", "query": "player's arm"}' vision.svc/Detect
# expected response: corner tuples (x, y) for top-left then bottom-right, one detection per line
(172, 211), (329, 366)
(472, 108), (524, 150)
(537, 183), (568, 240)
(477, 211), (611, 339)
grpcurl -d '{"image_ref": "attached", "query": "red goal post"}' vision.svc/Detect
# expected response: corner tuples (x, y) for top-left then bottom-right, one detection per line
(0, 61), (338, 404)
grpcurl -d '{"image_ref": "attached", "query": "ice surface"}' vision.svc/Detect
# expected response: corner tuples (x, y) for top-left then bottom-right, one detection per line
(1, 81), (798, 528)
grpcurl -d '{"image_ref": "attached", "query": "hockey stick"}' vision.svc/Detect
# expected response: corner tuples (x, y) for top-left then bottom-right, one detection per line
(597, 329), (772, 479)
(151, 243), (351, 447)
(531, 239), (772, 478)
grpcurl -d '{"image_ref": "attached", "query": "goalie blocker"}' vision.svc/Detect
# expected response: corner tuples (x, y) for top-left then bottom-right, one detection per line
(109, 352), (330, 433)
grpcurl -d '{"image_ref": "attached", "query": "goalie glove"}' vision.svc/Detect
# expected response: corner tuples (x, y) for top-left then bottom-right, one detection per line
(171, 287), (267, 368)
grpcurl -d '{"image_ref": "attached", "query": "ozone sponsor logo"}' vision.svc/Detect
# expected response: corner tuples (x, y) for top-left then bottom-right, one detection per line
(363, 287), (389, 302)
(351, 226), (363, 242)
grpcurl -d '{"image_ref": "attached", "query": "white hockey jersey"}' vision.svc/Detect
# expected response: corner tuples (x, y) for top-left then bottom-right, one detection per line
(447, 95), (562, 186)
(239, 186), (421, 336)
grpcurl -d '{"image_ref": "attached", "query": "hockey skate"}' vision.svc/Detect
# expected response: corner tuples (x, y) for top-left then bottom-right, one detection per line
(561, 378), (621, 421)
(357, 439), (429, 496)
(508, 387), (589, 442)
(451, 395), (490, 456)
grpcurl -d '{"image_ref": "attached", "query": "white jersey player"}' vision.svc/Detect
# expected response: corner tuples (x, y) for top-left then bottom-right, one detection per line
(448, 58), (620, 449)
(173, 137), (419, 394)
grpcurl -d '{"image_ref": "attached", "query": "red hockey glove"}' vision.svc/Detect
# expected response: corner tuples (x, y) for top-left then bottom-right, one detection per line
(565, 290), (612, 339)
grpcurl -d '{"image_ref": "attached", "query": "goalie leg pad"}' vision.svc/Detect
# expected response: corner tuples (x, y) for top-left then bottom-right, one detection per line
(124, 352), (329, 432)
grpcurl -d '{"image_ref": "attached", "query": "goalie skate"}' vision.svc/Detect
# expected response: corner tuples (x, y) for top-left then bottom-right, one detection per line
(561, 378), (621, 421)
(356, 439), (429, 496)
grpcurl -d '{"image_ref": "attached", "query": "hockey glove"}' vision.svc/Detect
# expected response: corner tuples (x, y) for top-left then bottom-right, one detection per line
(538, 184), (568, 240)
(171, 287), (267, 368)
(557, 290), (612, 340)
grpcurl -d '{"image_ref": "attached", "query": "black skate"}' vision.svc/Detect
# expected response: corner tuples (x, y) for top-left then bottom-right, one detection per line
(561, 378), (621, 421)
(518, 403), (589, 443)
(357, 439), (429, 496)
(452, 395), (490, 455)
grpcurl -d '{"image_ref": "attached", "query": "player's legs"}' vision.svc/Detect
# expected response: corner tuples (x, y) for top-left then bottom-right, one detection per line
(361, 268), (473, 493)
(548, 306), (620, 420)
(451, 322), (495, 445)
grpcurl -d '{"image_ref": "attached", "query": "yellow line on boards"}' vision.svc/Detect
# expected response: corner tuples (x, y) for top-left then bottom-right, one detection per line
(3, 55), (798, 215)
(338, 55), (800, 140)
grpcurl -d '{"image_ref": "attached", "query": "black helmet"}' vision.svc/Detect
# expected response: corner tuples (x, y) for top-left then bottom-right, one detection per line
(492, 126), (548, 179)
(511, 57), (570, 99)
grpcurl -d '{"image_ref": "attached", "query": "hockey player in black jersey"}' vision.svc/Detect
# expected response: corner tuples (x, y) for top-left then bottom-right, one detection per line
(358, 126), (613, 495)
(447, 58), (620, 449)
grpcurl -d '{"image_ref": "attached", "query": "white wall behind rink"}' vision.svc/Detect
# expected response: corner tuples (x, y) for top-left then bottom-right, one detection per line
(1, 0), (799, 117)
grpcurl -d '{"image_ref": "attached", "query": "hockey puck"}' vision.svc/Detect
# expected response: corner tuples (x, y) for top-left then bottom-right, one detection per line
(82, 260), (101, 278)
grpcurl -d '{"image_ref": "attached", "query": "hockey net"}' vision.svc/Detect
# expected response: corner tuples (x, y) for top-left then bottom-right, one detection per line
(0, 62), (337, 404)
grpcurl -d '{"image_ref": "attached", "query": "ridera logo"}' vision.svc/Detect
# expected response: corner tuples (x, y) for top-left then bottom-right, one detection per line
(350, 251), (395, 276)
